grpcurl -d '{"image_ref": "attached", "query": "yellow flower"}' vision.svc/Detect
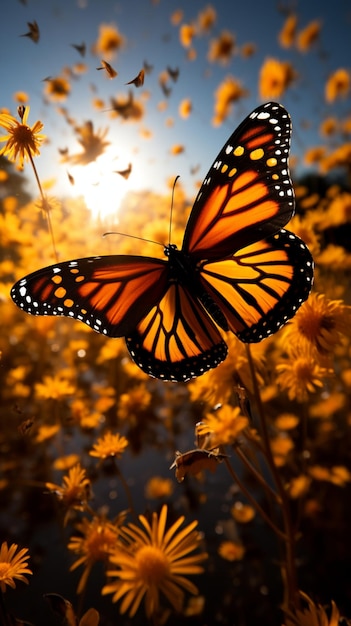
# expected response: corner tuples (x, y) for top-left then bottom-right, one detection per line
(198, 404), (249, 447)
(66, 121), (110, 166)
(93, 23), (125, 59)
(276, 354), (332, 402)
(68, 514), (125, 594)
(259, 57), (297, 99)
(270, 434), (294, 467)
(296, 20), (321, 52)
(319, 117), (338, 137)
(44, 76), (71, 101)
(288, 475), (311, 499)
(212, 76), (249, 126)
(35, 424), (60, 443)
(197, 5), (216, 33)
(179, 23), (196, 48)
(281, 293), (351, 360)
(102, 505), (207, 618)
(89, 431), (128, 460)
(207, 30), (236, 65)
(0, 542), (32, 592)
(325, 68), (350, 103)
(145, 476), (174, 499)
(34, 374), (76, 399)
(46, 463), (91, 512)
(283, 591), (349, 626)
(218, 540), (245, 561)
(278, 14), (297, 48)
(117, 383), (152, 422)
(178, 98), (192, 119)
(0, 106), (45, 169)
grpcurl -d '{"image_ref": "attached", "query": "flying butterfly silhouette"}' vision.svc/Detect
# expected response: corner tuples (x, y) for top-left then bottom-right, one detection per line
(11, 102), (313, 383)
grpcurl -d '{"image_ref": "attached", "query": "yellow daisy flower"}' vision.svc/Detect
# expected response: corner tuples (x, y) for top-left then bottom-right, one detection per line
(281, 293), (351, 360)
(89, 431), (128, 460)
(45, 463), (91, 512)
(259, 57), (297, 99)
(325, 68), (350, 103)
(0, 106), (45, 169)
(102, 505), (207, 618)
(0, 542), (32, 592)
(283, 591), (348, 626)
(68, 514), (125, 594)
(198, 404), (249, 447)
(276, 354), (332, 402)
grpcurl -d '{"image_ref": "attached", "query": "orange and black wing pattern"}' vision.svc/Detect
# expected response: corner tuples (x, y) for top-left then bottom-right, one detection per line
(126, 282), (227, 382)
(183, 102), (295, 260)
(199, 229), (313, 341)
(10, 256), (170, 338)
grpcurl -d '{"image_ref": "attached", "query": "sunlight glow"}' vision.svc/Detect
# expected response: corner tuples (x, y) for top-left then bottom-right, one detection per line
(66, 148), (141, 219)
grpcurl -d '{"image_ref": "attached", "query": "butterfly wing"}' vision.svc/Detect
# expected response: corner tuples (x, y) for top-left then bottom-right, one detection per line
(10, 256), (170, 337)
(126, 282), (227, 382)
(198, 229), (314, 341)
(183, 102), (295, 260)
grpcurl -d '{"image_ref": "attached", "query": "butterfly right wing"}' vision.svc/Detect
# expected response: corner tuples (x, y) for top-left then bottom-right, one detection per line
(10, 255), (171, 337)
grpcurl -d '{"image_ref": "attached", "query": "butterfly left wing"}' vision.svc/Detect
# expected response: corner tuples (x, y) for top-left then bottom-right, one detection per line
(198, 229), (314, 341)
(126, 282), (227, 382)
(10, 256), (171, 337)
(183, 102), (295, 260)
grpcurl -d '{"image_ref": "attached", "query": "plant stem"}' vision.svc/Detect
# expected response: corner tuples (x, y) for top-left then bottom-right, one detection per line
(28, 149), (58, 261)
(245, 344), (299, 610)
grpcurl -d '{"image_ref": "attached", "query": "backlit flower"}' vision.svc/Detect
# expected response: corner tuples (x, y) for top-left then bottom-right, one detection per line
(102, 505), (207, 618)
(281, 293), (351, 359)
(212, 76), (249, 126)
(259, 57), (297, 99)
(278, 14), (297, 48)
(67, 121), (110, 165)
(46, 463), (91, 512)
(325, 68), (350, 103)
(197, 5), (216, 33)
(0, 542), (32, 592)
(44, 76), (71, 101)
(218, 541), (245, 561)
(208, 30), (235, 65)
(0, 106), (45, 169)
(296, 20), (321, 52)
(179, 23), (196, 48)
(34, 374), (75, 399)
(199, 404), (248, 447)
(93, 23), (125, 59)
(276, 354), (332, 402)
(89, 431), (128, 460)
(145, 476), (174, 499)
(117, 383), (152, 422)
(283, 591), (349, 626)
(68, 514), (125, 594)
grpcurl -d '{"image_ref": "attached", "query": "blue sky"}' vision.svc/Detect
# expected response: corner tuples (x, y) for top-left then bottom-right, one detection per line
(1, 0), (350, 217)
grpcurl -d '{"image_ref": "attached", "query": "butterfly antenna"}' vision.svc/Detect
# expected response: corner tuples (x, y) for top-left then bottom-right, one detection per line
(169, 175), (180, 245)
(102, 231), (164, 247)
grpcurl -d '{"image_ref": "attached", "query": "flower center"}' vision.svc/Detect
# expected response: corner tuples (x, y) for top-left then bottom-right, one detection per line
(135, 545), (170, 585)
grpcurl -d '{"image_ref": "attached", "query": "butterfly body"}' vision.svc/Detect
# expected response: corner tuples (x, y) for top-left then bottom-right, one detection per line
(11, 102), (314, 382)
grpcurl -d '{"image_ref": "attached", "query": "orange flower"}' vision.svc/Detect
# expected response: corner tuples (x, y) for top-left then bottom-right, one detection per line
(325, 68), (350, 103)
(259, 57), (297, 99)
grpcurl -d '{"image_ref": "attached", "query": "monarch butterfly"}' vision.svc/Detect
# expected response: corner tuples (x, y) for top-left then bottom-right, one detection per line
(11, 102), (313, 383)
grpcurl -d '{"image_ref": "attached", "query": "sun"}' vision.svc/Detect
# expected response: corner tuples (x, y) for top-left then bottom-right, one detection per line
(66, 146), (138, 219)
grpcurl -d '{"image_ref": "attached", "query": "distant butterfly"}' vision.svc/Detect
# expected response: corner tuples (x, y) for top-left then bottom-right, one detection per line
(11, 102), (313, 383)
